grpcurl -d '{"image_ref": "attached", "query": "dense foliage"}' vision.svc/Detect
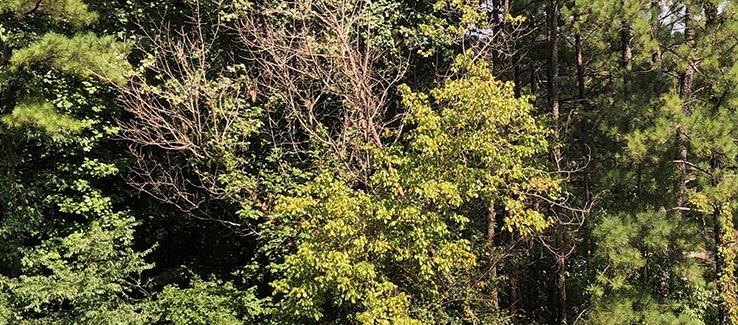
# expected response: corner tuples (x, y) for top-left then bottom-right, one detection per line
(1, 0), (737, 324)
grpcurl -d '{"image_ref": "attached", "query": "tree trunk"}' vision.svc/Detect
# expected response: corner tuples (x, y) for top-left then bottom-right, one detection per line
(575, 13), (585, 102)
(548, 1), (566, 323)
(548, 0), (561, 169)
(557, 250), (567, 324)
(677, 1), (694, 210)
(650, 0), (662, 96)
(715, 203), (738, 324)
(509, 264), (521, 312)
(487, 203), (499, 310)
(621, 1), (632, 96)
(530, 65), (537, 94)
(514, 58), (522, 98)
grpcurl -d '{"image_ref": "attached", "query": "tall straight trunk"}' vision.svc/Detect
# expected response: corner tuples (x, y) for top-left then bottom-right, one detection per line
(492, 0), (502, 38)
(575, 14), (585, 102)
(681, 2), (695, 112)
(505, 0), (517, 98)
(574, 11), (593, 288)
(548, 0), (561, 149)
(509, 263), (521, 312)
(677, 2), (695, 210)
(514, 59), (522, 98)
(701, 5), (738, 324)
(547, 1), (566, 323)
(650, 0), (662, 95)
(0, 37), (11, 115)
(548, 0), (561, 168)
(621, 3), (632, 96)
(530, 65), (537, 94)
(555, 230), (567, 324)
(487, 203), (499, 310)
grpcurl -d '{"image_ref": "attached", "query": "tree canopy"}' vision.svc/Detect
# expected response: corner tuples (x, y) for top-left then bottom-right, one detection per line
(1, 0), (737, 324)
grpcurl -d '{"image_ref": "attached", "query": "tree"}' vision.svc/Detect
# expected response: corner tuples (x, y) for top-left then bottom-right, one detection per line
(579, 0), (738, 322)
(270, 52), (558, 324)
(0, 0), (157, 323)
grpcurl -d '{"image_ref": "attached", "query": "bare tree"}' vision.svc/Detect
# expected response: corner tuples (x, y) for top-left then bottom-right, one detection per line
(107, 0), (410, 226)
(236, 0), (407, 184)
(111, 0), (259, 232)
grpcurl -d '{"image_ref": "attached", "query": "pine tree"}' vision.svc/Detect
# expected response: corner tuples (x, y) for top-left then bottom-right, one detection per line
(579, 0), (738, 322)
(0, 1), (154, 322)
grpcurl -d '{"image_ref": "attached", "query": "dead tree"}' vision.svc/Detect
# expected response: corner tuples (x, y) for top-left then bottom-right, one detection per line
(112, 0), (259, 232)
(237, 0), (407, 185)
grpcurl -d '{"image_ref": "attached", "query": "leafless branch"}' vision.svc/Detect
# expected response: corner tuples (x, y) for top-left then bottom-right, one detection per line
(236, 0), (408, 184)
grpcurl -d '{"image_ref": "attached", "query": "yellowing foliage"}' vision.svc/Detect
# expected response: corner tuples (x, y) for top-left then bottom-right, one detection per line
(272, 52), (558, 323)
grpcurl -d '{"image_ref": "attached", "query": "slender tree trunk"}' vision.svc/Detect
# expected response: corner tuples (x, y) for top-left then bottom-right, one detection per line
(575, 14), (585, 102)
(704, 1), (717, 28)
(548, 0), (561, 168)
(505, 0), (518, 98)
(509, 263), (521, 312)
(514, 59), (522, 98)
(681, 2), (695, 113)
(621, 3), (632, 96)
(530, 65), (537, 94)
(701, 4), (738, 324)
(574, 11), (594, 291)
(0, 36), (11, 115)
(487, 203), (499, 310)
(548, 1), (566, 323)
(556, 247), (567, 324)
(677, 2), (695, 210)
(651, 0), (662, 95)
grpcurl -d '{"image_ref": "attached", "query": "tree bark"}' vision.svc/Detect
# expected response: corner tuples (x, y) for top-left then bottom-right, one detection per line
(530, 65), (537, 94)
(677, 1), (694, 210)
(487, 203), (499, 310)
(575, 14), (584, 101)
(621, 1), (632, 96)
(514, 58), (522, 98)
(702, 4), (737, 324)
(650, 0), (662, 95)
(548, 1), (566, 323)
(509, 263), (521, 312)
(556, 249), (567, 324)
(548, 0), (561, 169)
